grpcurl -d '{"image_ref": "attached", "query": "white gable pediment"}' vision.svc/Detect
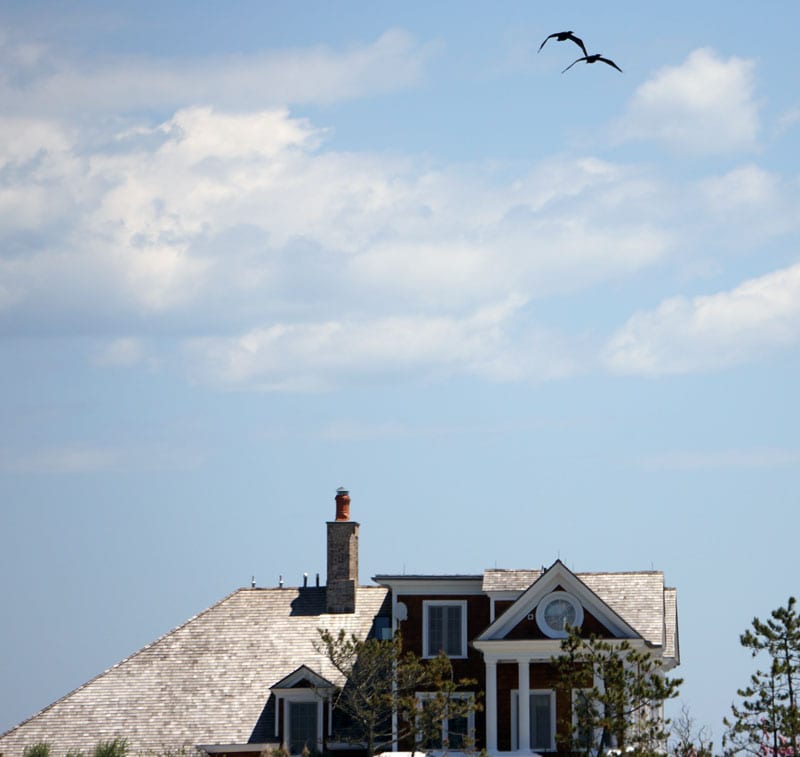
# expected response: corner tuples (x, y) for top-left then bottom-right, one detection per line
(477, 560), (640, 642)
(271, 664), (335, 692)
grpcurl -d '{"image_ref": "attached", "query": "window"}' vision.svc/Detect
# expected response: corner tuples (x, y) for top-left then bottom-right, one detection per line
(416, 692), (476, 751)
(535, 591), (584, 639)
(288, 701), (318, 755)
(511, 690), (556, 752)
(572, 689), (597, 751)
(423, 600), (467, 658)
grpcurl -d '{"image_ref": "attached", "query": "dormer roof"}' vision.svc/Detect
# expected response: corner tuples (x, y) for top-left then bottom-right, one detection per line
(479, 560), (673, 649)
(270, 665), (335, 692)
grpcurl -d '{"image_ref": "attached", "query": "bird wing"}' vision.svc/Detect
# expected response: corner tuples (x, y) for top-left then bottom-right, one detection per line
(567, 33), (588, 57)
(599, 56), (623, 72)
(538, 33), (557, 52)
(561, 56), (587, 73)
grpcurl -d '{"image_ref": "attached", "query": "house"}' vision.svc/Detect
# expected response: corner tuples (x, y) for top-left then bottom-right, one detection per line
(0, 489), (679, 757)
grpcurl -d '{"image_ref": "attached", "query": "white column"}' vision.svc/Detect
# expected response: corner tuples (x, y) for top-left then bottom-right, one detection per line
(518, 658), (530, 752)
(485, 659), (498, 754)
(316, 700), (324, 752)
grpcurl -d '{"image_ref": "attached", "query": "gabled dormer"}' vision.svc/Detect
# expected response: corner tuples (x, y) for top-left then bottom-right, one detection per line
(271, 666), (335, 755)
(478, 559), (640, 644)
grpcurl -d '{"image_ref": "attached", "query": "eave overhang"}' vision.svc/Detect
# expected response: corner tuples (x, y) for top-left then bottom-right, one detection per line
(373, 575), (484, 595)
(473, 636), (657, 662)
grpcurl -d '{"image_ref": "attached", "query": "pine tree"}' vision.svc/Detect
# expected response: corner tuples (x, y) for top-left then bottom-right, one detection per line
(552, 627), (682, 756)
(316, 629), (480, 756)
(724, 597), (800, 757)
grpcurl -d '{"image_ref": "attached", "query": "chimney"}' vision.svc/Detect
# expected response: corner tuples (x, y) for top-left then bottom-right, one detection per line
(326, 487), (359, 614)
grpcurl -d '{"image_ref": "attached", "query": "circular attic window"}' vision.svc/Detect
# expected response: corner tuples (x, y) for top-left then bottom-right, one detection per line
(535, 591), (584, 638)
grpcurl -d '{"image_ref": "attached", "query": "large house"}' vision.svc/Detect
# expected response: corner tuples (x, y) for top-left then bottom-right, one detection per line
(0, 490), (679, 757)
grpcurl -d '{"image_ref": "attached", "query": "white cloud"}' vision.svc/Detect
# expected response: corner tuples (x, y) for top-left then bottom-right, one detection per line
(0, 29), (429, 117)
(699, 164), (778, 210)
(639, 448), (800, 471)
(620, 48), (760, 154)
(0, 106), (673, 328)
(605, 262), (800, 375)
(185, 295), (580, 390)
(93, 338), (152, 368)
(0, 442), (205, 474)
(776, 107), (800, 136)
(692, 164), (800, 241)
(15, 94), (800, 388)
(0, 444), (123, 474)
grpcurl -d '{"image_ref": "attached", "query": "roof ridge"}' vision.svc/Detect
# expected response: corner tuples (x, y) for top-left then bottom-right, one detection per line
(0, 587), (245, 740)
(483, 568), (663, 576)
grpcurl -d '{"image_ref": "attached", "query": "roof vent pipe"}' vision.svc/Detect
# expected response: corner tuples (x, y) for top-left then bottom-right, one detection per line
(303, 572), (308, 588)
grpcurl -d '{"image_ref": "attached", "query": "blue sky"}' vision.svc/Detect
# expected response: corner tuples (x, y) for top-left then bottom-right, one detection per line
(2, 0), (800, 746)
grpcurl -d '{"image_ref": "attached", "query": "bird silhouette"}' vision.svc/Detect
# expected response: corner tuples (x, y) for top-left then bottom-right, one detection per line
(562, 54), (622, 73)
(538, 31), (588, 58)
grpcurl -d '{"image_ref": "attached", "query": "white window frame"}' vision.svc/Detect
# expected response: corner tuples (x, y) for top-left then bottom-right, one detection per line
(535, 591), (584, 639)
(510, 689), (556, 752)
(281, 691), (325, 755)
(422, 600), (468, 658)
(415, 691), (476, 752)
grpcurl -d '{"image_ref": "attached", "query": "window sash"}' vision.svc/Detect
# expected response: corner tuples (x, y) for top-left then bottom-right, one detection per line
(416, 692), (475, 751)
(511, 689), (556, 752)
(289, 701), (318, 755)
(424, 601), (466, 658)
(530, 693), (553, 751)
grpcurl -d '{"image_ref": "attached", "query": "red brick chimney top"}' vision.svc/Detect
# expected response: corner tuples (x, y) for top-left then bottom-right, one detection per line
(335, 487), (350, 521)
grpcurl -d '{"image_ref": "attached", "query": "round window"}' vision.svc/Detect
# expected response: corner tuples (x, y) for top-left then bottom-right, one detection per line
(535, 591), (584, 638)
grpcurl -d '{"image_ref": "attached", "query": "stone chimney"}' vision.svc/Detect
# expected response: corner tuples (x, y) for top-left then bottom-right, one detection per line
(326, 487), (358, 614)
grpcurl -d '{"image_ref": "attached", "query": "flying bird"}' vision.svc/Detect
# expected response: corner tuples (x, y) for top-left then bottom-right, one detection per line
(538, 31), (588, 58)
(562, 54), (623, 73)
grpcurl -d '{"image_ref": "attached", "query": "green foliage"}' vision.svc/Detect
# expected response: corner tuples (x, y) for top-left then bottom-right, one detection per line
(92, 738), (128, 757)
(22, 743), (52, 757)
(316, 628), (480, 757)
(724, 597), (800, 757)
(65, 751), (87, 757)
(552, 626), (682, 757)
(405, 652), (481, 753)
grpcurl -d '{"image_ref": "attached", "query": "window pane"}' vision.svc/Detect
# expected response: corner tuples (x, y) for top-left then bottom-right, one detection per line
(428, 605), (444, 656)
(530, 694), (552, 751)
(447, 713), (469, 749)
(419, 698), (443, 749)
(427, 603), (464, 657)
(445, 605), (462, 656)
(290, 702), (317, 754)
(574, 691), (594, 749)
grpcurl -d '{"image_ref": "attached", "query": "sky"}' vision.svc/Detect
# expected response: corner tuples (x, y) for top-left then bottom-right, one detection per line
(1, 0), (800, 747)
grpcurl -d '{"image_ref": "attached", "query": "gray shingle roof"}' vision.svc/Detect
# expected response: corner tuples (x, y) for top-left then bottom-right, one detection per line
(482, 569), (674, 649)
(664, 587), (679, 662)
(0, 586), (389, 757)
(482, 569), (542, 592)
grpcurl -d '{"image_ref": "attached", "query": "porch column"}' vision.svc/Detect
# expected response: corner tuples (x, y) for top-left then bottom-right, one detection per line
(485, 659), (498, 753)
(518, 657), (530, 752)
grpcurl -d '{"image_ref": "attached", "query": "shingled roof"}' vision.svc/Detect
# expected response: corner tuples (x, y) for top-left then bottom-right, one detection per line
(0, 586), (389, 757)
